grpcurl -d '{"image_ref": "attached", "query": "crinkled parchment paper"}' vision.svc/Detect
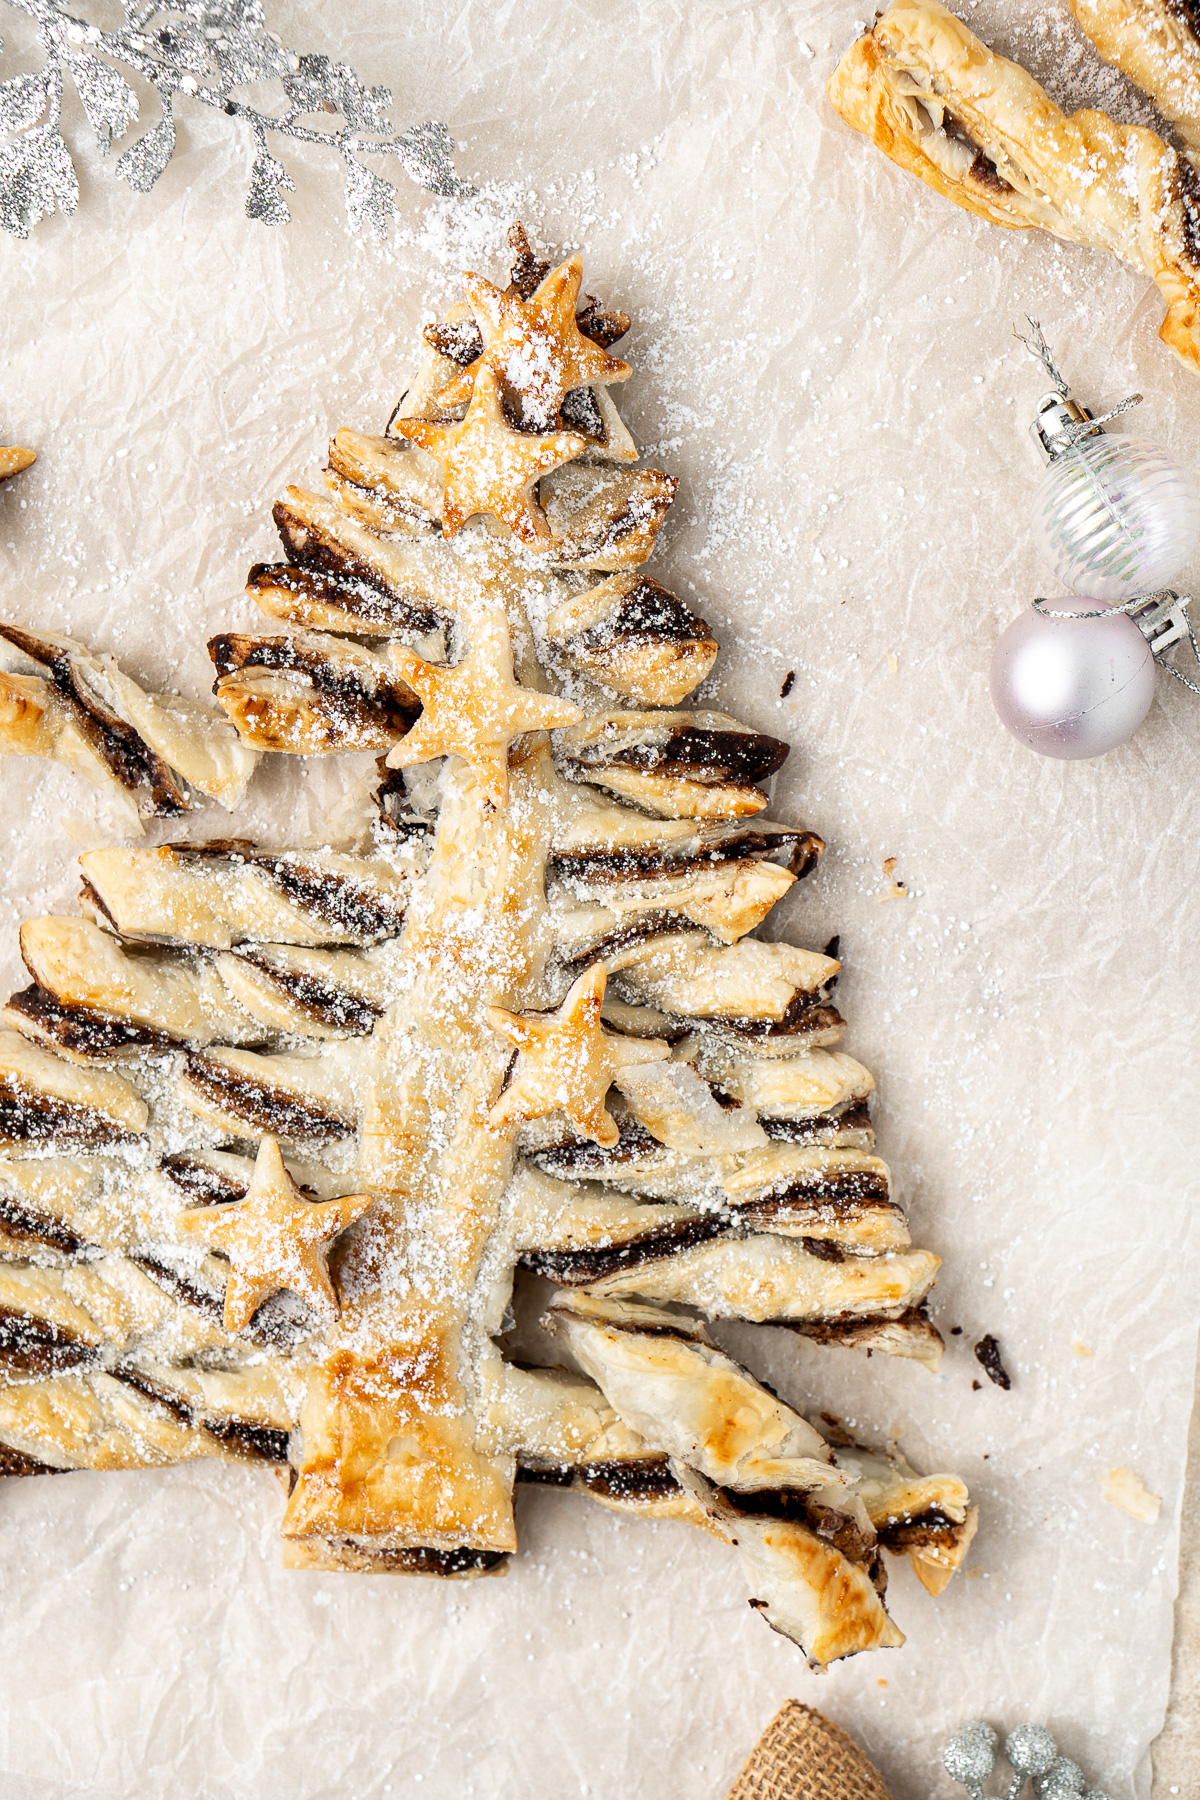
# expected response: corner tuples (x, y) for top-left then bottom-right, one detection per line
(0, 2), (1196, 1795)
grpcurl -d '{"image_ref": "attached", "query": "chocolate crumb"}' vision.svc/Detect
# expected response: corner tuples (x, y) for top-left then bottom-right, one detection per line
(780, 670), (795, 698)
(950, 1325), (962, 1336)
(974, 1333), (1011, 1390)
(972, 1380), (982, 1391)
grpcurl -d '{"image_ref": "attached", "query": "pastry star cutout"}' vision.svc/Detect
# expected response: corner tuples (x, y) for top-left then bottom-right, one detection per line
(385, 606), (582, 807)
(438, 254), (632, 430)
(485, 962), (670, 1148)
(177, 1134), (375, 1335)
(397, 361), (585, 543)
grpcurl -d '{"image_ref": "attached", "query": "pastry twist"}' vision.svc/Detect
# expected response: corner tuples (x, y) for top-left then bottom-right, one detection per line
(828, 0), (1200, 373)
(1071, 0), (1200, 160)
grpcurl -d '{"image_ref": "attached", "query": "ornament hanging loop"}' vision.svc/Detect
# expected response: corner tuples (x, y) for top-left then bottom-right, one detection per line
(1016, 317), (1142, 462)
(1031, 591), (1200, 694)
(1014, 316), (1069, 394)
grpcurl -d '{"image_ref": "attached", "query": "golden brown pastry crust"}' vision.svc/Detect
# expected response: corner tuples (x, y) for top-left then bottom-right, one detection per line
(1072, 0), (1200, 158)
(828, 0), (1200, 372)
(0, 231), (972, 1659)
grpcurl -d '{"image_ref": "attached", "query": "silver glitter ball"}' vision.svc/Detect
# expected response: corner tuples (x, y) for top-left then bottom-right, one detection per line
(1006, 1726), (1058, 1776)
(1034, 1758), (1087, 1798)
(944, 1721), (998, 1783)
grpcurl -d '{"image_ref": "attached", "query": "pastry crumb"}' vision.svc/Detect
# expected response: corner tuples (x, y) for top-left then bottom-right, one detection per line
(973, 1333), (1011, 1389)
(1103, 1467), (1161, 1523)
(887, 653), (899, 673)
(1072, 1340), (1094, 1358)
(882, 855), (896, 875)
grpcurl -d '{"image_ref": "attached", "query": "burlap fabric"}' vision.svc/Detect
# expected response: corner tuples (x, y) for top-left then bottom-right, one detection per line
(723, 1702), (894, 1800)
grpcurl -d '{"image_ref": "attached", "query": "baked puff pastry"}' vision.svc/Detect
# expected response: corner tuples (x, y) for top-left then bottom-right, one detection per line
(0, 229), (973, 1665)
(1071, 0), (1200, 160)
(829, 0), (1200, 373)
(0, 625), (257, 827)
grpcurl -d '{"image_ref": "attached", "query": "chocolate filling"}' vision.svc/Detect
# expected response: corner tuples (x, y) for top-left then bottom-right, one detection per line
(574, 725), (789, 787)
(547, 472), (677, 558)
(204, 1415), (290, 1462)
(967, 150), (1013, 195)
(506, 223), (551, 299)
(78, 877), (119, 932)
(732, 1170), (892, 1221)
(568, 576), (715, 653)
(530, 1115), (664, 1175)
(519, 1456), (679, 1501)
(167, 840), (407, 942)
(935, 112), (1015, 197)
(110, 1363), (195, 1424)
(229, 953), (384, 1036)
(0, 625), (188, 815)
(715, 997), (845, 1042)
(422, 318), (484, 365)
(247, 561), (439, 636)
(128, 1253), (225, 1319)
(1173, 145), (1200, 269)
(274, 501), (441, 612)
(0, 1077), (141, 1148)
(1166, 0), (1200, 46)
(559, 385), (607, 443)
(0, 1442), (66, 1477)
(715, 1484), (876, 1565)
(758, 1100), (874, 1145)
(559, 910), (698, 969)
(799, 1237), (847, 1263)
(208, 635), (419, 733)
(183, 1053), (353, 1141)
(523, 1213), (731, 1286)
(587, 1314), (703, 1345)
(706, 826), (824, 879)
(575, 294), (631, 349)
(5, 984), (180, 1060)
(326, 1540), (509, 1577)
(551, 826), (823, 886)
(0, 1190), (85, 1255)
(874, 1505), (961, 1554)
(773, 1302), (942, 1350)
(0, 1306), (97, 1374)
(159, 1154), (248, 1206)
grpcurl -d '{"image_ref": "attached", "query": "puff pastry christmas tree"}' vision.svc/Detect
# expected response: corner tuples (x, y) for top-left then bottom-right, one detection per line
(0, 226), (974, 1668)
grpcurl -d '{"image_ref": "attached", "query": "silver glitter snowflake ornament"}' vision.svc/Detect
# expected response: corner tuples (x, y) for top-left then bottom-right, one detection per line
(0, 0), (472, 239)
(943, 1722), (1110, 1800)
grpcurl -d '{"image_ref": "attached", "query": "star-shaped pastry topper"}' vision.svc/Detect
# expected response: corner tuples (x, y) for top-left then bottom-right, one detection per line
(485, 962), (670, 1148)
(396, 362), (585, 544)
(386, 606), (583, 807)
(438, 253), (632, 430)
(178, 1134), (376, 1335)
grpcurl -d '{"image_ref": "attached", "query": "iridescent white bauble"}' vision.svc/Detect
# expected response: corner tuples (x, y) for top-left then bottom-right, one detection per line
(990, 598), (1156, 759)
(1031, 432), (1200, 600)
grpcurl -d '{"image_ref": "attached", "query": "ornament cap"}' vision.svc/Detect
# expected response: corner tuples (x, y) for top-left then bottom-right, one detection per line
(1030, 391), (1099, 463)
